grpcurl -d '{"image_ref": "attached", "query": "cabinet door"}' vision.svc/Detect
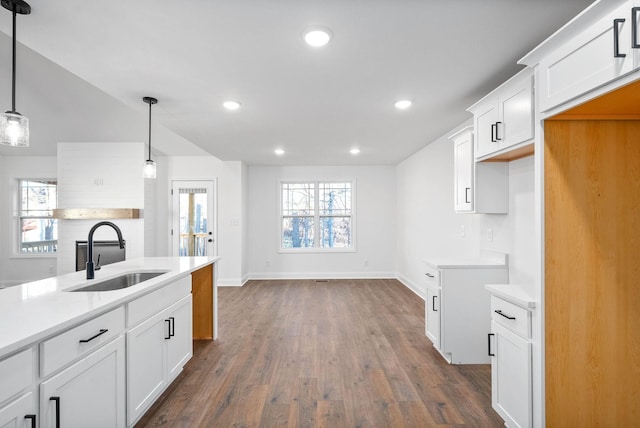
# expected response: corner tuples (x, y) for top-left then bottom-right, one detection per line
(453, 133), (473, 212)
(539, 1), (634, 112)
(40, 336), (125, 428)
(126, 312), (167, 425)
(0, 392), (36, 428)
(499, 75), (534, 149)
(166, 295), (193, 381)
(474, 102), (500, 159)
(491, 321), (531, 428)
(425, 287), (441, 348)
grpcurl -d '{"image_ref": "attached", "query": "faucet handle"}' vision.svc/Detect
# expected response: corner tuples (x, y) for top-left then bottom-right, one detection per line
(95, 253), (101, 271)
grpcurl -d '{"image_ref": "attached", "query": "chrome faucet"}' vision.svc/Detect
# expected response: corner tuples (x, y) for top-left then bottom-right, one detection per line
(86, 221), (125, 279)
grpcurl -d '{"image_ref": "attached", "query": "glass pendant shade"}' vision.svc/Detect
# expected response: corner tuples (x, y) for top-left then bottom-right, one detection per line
(143, 159), (157, 179)
(0, 111), (29, 147)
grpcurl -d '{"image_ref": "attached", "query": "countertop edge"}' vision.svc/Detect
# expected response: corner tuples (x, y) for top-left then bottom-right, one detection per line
(0, 257), (219, 359)
(485, 284), (536, 309)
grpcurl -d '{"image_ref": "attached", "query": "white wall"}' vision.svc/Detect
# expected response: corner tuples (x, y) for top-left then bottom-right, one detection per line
(0, 156), (58, 286)
(246, 165), (396, 279)
(396, 121), (535, 297)
(153, 156), (245, 286)
(56, 143), (145, 275)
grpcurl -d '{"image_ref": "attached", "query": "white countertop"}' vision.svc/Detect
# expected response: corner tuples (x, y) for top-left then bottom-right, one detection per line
(485, 284), (536, 309)
(422, 252), (508, 269)
(0, 256), (219, 358)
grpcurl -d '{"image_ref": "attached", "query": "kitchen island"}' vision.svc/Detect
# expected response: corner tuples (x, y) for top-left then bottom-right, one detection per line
(0, 256), (219, 427)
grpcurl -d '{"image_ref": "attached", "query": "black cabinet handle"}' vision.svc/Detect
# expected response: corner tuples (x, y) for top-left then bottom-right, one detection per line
(491, 123), (497, 142)
(495, 121), (502, 141)
(488, 333), (495, 356)
(614, 18), (627, 57)
(432, 296), (438, 312)
(24, 415), (36, 428)
(50, 396), (60, 428)
(165, 319), (171, 339)
(169, 317), (175, 337)
(79, 328), (108, 343)
(465, 187), (471, 204)
(633, 7), (640, 48)
(425, 273), (434, 278)
(494, 309), (516, 320)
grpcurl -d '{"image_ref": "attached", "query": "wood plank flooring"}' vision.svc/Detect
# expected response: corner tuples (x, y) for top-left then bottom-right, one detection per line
(136, 279), (503, 427)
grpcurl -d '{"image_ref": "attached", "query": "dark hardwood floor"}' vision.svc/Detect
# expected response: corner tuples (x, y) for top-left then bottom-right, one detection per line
(136, 279), (504, 427)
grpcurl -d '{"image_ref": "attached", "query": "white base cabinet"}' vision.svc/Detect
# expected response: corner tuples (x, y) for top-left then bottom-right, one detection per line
(0, 392), (37, 428)
(491, 322), (531, 428)
(486, 288), (535, 428)
(423, 259), (508, 364)
(40, 336), (126, 428)
(127, 294), (192, 426)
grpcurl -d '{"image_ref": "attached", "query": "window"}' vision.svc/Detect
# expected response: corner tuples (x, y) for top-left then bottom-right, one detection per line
(281, 181), (353, 250)
(19, 179), (57, 254)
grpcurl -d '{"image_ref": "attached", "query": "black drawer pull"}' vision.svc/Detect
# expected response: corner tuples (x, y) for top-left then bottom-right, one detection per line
(614, 18), (627, 57)
(79, 329), (108, 343)
(50, 397), (60, 428)
(24, 415), (36, 428)
(633, 7), (640, 48)
(491, 123), (497, 142)
(488, 333), (495, 356)
(432, 296), (438, 312)
(494, 309), (516, 320)
(169, 317), (175, 337)
(495, 121), (502, 141)
(165, 319), (171, 339)
(425, 273), (435, 278)
(465, 187), (471, 203)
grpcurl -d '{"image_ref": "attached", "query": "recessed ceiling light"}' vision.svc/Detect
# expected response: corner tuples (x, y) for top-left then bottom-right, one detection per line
(303, 26), (333, 47)
(275, 148), (285, 156)
(223, 101), (241, 111)
(394, 100), (412, 110)
(350, 148), (360, 155)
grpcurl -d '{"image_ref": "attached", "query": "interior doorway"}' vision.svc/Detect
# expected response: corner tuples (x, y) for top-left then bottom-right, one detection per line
(171, 180), (217, 257)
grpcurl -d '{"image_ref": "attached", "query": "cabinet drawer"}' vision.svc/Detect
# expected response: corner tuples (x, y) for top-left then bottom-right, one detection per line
(0, 348), (35, 405)
(127, 275), (192, 327)
(491, 297), (531, 338)
(40, 306), (125, 377)
(423, 266), (441, 286)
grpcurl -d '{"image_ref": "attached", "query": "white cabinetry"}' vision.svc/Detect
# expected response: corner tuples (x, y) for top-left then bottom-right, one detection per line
(127, 277), (192, 426)
(486, 286), (535, 428)
(536, 1), (640, 112)
(451, 127), (508, 213)
(425, 285), (440, 347)
(40, 336), (125, 428)
(423, 258), (508, 364)
(468, 69), (534, 161)
(0, 348), (36, 428)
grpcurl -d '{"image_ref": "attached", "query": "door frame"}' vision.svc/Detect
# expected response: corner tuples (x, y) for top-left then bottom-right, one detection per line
(169, 179), (217, 257)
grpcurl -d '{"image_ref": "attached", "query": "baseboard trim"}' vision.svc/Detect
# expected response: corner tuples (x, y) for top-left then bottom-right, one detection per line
(396, 273), (424, 300)
(247, 271), (397, 281)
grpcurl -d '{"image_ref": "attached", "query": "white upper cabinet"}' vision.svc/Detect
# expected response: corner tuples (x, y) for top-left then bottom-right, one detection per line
(539, 1), (638, 112)
(450, 127), (508, 214)
(521, 0), (640, 113)
(468, 69), (534, 161)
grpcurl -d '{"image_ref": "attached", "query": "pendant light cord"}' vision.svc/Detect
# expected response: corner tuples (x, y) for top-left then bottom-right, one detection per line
(11, 7), (16, 113)
(147, 101), (152, 161)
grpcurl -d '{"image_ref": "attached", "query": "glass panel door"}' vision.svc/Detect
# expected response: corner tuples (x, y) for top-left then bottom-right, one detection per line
(171, 180), (216, 257)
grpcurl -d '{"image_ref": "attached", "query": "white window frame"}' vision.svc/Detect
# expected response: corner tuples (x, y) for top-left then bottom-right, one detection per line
(279, 179), (356, 253)
(14, 178), (58, 258)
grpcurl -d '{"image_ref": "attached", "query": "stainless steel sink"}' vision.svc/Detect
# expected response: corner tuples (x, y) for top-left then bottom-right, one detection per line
(70, 271), (168, 292)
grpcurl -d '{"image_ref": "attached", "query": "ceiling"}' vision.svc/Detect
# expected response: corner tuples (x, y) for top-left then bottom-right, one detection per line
(0, 0), (594, 165)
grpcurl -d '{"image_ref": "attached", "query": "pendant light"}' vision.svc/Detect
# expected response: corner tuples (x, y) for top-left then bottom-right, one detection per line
(143, 96), (157, 179)
(0, 0), (30, 147)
